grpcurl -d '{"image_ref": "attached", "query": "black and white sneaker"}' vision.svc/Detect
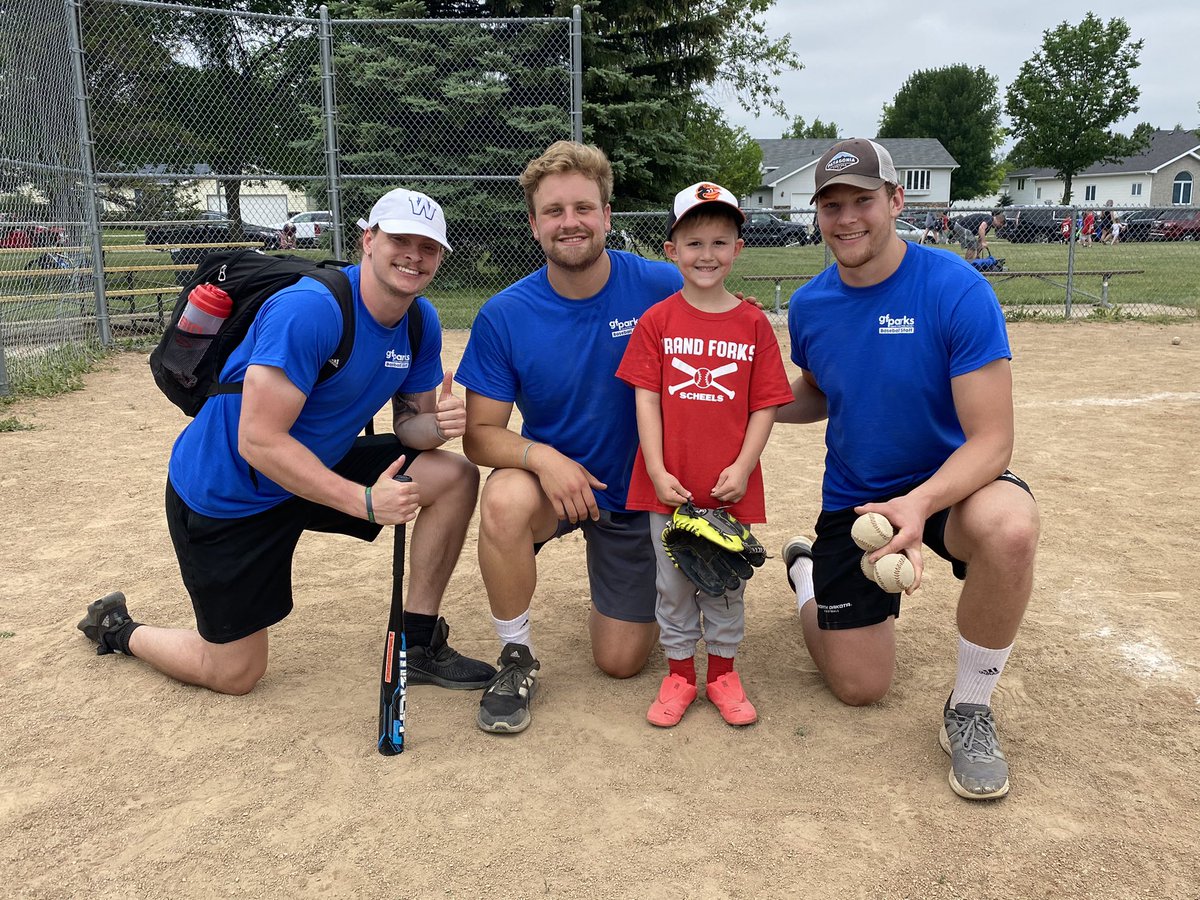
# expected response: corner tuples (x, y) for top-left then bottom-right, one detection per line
(406, 617), (496, 690)
(477, 643), (539, 734)
(77, 591), (134, 655)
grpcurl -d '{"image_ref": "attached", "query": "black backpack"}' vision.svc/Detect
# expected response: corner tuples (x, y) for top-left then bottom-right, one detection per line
(149, 249), (422, 416)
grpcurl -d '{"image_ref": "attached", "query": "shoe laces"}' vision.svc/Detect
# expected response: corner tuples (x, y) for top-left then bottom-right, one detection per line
(952, 709), (1001, 761)
(486, 660), (534, 697)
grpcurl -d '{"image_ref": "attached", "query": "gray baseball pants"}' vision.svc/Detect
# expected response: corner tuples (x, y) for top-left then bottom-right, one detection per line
(649, 512), (745, 660)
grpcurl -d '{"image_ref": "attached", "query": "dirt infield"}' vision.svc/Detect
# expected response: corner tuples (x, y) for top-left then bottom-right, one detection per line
(2, 322), (1198, 899)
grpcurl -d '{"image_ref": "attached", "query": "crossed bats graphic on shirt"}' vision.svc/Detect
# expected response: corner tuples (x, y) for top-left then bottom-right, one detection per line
(668, 357), (738, 398)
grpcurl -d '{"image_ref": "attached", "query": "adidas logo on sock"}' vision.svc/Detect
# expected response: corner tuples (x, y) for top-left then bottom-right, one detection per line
(977, 667), (1000, 676)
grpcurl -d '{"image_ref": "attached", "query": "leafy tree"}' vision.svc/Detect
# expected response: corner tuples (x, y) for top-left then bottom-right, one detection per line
(1005, 13), (1148, 205)
(877, 65), (1003, 202)
(782, 116), (838, 140)
(83, 0), (317, 232)
(684, 105), (763, 200)
(485, 0), (798, 207)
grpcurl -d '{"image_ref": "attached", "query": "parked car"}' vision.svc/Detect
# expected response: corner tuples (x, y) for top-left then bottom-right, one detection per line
(1117, 207), (1171, 242)
(273, 210), (333, 249)
(740, 211), (810, 247)
(993, 206), (1070, 243)
(0, 214), (66, 248)
(145, 210), (281, 250)
(1149, 208), (1200, 241)
(895, 219), (925, 242)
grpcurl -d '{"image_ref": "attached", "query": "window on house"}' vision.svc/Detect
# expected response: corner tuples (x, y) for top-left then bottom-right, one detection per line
(1173, 171), (1193, 205)
(1036, 187), (1042, 200)
(903, 169), (930, 191)
(1131, 183), (1142, 196)
(1017, 178), (1026, 191)
(1084, 185), (1097, 202)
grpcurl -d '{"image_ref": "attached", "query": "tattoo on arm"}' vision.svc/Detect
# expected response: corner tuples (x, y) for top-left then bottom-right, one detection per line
(393, 392), (421, 426)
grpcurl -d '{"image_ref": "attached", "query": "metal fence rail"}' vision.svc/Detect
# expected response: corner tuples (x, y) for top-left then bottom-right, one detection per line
(611, 205), (1200, 321)
(1, 0), (580, 395)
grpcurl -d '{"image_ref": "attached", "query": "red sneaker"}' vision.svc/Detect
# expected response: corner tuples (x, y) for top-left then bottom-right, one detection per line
(647, 673), (698, 727)
(706, 671), (757, 726)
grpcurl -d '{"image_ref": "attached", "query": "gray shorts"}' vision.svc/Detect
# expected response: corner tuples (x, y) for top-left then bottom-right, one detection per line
(538, 508), (657, 623)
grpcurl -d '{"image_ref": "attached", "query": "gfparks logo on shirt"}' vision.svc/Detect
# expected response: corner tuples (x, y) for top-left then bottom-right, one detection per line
(384, 348), (412, 369)
(878, 314), (915, 335)
(609, 316), (638, 338)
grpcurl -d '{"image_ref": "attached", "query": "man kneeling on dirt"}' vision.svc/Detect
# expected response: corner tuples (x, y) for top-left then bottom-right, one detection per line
(77, 188), (495, 695)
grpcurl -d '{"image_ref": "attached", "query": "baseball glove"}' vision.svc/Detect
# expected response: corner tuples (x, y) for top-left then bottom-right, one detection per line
(661, 501), (766, 597)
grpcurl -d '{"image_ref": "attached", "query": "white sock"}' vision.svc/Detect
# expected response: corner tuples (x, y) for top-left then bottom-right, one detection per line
(950, 634), (1013, 708)
(493, 611), (534, 659)
(789, 557), (816, 615)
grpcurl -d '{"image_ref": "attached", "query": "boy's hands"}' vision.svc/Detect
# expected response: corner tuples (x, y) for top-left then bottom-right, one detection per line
(711, 463), (750, 504)
(649, 470), (692, 508)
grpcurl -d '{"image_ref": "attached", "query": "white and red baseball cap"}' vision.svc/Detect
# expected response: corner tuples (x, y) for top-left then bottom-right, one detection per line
(666, 181), (745, 237)
(810, 138), (900, 203)
(357, 187), (452, 252)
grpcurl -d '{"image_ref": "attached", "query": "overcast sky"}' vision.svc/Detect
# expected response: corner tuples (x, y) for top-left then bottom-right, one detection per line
(715, 2), (1198, 144)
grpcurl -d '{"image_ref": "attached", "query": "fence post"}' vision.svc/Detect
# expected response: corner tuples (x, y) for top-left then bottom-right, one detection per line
(319, 6), (344, 260)
(65, 0), (111, 347)
(570, 6), (583, 143)
(0, 340), (10, 398)
(1065, 205), (1077, 317)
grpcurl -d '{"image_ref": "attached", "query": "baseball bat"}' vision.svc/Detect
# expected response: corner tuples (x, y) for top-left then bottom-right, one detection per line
(377, 473), (411, 756)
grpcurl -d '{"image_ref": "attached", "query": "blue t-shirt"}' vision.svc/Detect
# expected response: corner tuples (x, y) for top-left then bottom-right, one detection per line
(455, 250), (683, 511)
(169, 264), (444, 517)
(788, 242), (1011, 510)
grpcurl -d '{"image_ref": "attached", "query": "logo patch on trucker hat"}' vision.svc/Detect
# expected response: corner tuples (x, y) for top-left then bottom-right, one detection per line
(824, 151), (860, 172)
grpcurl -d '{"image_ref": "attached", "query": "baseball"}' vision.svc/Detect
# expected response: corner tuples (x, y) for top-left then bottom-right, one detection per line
(1172, 336), (1182, 345)
(860, 552), (879, 585)
(851, 512), (894, 551)
(873, 553), (915, 593)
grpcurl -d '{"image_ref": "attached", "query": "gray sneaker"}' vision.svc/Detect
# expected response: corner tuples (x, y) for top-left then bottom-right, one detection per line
(939, 696), (1010, 800)
(477, 643), (539, 734)
(781, 535), (813, 592)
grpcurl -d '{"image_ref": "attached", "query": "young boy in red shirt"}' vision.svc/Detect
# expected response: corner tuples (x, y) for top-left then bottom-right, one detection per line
(616, 183), (794, 727)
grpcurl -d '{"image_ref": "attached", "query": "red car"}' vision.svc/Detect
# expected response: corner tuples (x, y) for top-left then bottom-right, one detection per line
(1149, 209), (1200, 241)
(0, 216), (66, 248)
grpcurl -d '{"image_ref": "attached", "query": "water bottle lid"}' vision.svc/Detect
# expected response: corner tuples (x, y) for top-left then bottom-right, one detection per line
(189, 283), (233, 318)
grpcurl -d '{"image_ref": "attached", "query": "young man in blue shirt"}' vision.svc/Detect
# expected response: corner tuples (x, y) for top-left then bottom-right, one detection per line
(79, 189), (494, 696)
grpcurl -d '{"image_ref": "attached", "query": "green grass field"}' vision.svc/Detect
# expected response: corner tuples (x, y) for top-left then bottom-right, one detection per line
(2, 232), (1196, 333)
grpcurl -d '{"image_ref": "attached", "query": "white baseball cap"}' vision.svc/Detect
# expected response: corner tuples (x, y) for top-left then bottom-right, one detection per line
(357, 188), (452, 252)
(666, 181), (745, 237)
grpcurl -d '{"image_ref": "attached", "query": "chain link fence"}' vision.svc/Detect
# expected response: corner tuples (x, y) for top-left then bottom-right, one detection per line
(1, 0), (580, 395)
(611, 204), (1200, 322)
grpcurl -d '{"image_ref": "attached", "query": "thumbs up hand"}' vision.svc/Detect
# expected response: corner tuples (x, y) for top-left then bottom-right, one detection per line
(433, 369), (465, 441)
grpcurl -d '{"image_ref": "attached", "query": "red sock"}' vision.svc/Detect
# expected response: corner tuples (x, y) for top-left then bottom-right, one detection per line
(668, 656), (696, 685)
(707, 654), (734, 683)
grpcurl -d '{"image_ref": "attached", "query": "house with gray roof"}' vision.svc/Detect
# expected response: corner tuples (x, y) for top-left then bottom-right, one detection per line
(746, 138), (959, 211)
(1002, 128), (1199, 208)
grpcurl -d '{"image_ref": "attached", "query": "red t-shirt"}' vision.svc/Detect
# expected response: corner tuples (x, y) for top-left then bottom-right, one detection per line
(616, 292), (794, 522)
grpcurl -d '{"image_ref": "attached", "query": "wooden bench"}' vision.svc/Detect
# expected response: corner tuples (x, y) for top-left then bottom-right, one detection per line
(741, 274), (818, 313)
(0, 240), (267, 322)
(981, 268), (1145, 310)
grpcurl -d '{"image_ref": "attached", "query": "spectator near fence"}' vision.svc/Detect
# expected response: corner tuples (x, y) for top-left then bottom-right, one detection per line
(952, 209), (1005, 260)
(77, 188), (495, 697)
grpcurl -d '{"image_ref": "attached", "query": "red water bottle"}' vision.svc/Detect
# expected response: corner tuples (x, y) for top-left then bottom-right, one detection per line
(165, 283), (233, 388)
(177, 283), (233, 343)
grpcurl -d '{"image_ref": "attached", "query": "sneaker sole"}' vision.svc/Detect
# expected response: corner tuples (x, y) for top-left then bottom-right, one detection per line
(408, 671), (492, 691)
(781, 536), (813, 592)
(939, 725), (1011, 800)
(476, 709), (531, 734)
(77, 591), (127, 639)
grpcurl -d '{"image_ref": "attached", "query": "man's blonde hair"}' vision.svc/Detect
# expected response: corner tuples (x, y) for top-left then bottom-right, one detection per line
(519, 141), (613, 212)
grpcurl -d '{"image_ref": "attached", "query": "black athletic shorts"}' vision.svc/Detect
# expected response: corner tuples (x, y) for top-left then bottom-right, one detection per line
(811, 471), (1034, 631)
(165, 434), (420, 644)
